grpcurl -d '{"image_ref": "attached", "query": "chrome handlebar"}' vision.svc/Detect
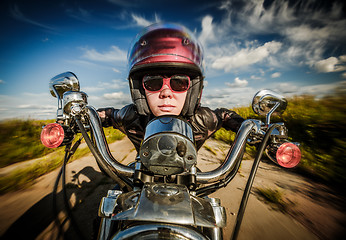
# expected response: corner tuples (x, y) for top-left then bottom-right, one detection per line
(196, 119), (261, 184)
(86, 106), (135, 177)
(72, 104), (272, 186)
(83, 106), (264, 185)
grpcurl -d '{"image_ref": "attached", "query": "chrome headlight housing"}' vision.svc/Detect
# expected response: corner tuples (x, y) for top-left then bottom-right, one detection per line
(140, 116), (197, 175)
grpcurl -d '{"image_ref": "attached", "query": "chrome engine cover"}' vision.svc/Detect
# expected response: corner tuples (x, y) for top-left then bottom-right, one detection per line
(111, 223), (209, 240)
(112, 183), (226, 228)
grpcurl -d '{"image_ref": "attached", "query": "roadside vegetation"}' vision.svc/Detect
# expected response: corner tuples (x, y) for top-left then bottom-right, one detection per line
(0, 121), (124, 194)
(1, 91), (345, 193)
(213, 91), (346, 187)
(255, 187), (289, 212)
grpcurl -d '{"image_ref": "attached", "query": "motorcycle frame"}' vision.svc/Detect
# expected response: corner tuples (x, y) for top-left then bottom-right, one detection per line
(47, 74), (291, 240)
(67, 108), (272, 240)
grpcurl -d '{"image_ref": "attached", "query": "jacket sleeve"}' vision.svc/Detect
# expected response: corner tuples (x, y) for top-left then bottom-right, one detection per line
(213, 108), (245, 133)
(97, 104), (138, 131)
(97, 107), (117, 128)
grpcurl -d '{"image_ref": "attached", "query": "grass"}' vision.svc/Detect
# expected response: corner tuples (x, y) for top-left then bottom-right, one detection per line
(1, 91), (345, 193)
(256, 187), (288, 212)
(212, 92), (346, 187)
(213, 127), (257, 158)
(203, 144), (217, 155)
(0, 119), (56, 167)
(0, 121), (125, 194)
(0, 144), (91, 194)
(0, 120), (125, 168)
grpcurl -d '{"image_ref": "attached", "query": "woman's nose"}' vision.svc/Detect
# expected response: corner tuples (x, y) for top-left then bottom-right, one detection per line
(159, 84), (173, 98)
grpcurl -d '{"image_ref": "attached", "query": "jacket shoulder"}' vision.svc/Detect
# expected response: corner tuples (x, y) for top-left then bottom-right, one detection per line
(193, 106), (220, 130)
(115, 104), (138, 125)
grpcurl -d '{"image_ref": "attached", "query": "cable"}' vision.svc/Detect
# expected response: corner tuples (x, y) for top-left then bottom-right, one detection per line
(74, 115), (133, 191)
(196, 141), (246, 197)
(52, 150), (67, 240)
(62, 146), (87, 240)
(52, 139), (87, 240)
(231, 123), (278, 240)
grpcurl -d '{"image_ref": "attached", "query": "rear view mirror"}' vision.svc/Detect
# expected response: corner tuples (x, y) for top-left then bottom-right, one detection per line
(49, 72), (80, 98)
(252, 89), (287, 125)
(49, 72), (80, 120)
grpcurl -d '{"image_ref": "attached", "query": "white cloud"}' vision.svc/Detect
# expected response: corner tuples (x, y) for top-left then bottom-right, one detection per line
(202, 80), (346, 111)
(250, 75), (262, 80)
(271, 72), (281, 78)
(10, 4), (55, 31)
(131, 13), (160, 27)
(225, 77), (248, 88)
(342, 72), (346, 79)
(81, 46), (127, 62)
(284, 25), (330, 43)
(17, 104), (56, 110)
(198, 15), (215, 46)
(0, 80), (5, 84)
(203, 0), (346, 75)
(65, 7), (92, 23)
(83, 79), (127, 93)
(112, 68), (120, 73)
(276, 82), (298, 94)
(107, 79), (128, 89)
(87, 91), (131, 110)
(0, 93), (57, 120)
(65, 59), (104, 68)
(108, 0), (140, 8)
(201, 86), (256, 109)
(95, 92), (132, 108)
(82, 86), (105, 93)
(104, 92), (125, 100)
(211, 41), (282, 72)
(298, 82), (343, 97)
(314, 55), (346, 73)
(275, 81), (346, 98)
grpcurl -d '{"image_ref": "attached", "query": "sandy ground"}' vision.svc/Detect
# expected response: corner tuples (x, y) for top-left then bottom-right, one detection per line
(0, 138), (345, 239)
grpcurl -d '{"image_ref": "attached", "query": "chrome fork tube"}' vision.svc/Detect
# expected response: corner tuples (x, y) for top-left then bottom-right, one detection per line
(87, 106), (134, 177)
(196, 120), (258, 184)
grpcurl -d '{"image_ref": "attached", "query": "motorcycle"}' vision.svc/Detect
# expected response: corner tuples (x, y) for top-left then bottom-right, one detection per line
(41, 72), (301, 240)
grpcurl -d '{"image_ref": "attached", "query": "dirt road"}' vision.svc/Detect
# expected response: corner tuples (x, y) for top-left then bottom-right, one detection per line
(0, 138), (345, 239)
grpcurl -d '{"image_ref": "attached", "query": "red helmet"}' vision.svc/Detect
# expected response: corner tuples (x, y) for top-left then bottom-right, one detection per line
(127, 23), (205, 117)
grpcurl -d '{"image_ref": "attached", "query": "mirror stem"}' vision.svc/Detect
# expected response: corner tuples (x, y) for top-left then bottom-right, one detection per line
(266, 102), (280, 125)
(53, 88), (64, 120)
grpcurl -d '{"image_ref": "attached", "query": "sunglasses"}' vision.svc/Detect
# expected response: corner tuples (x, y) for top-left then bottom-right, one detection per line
(142, 75), (191, 93)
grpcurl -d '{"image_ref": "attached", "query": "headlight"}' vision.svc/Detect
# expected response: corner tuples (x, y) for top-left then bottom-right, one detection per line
(140, 116), (197, 175)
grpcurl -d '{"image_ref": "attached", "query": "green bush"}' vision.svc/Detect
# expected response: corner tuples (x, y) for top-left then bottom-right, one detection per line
(0, 120), (125, 194)
(212, 93), (346, 185)
(280, 94), (346, 184)
(104, 127), (125, 143)
(0, 120), (125, 168)
(0, 119), (55, 167)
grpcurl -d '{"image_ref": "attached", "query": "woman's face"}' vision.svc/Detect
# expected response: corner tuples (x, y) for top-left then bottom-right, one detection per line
(144, 76), (187, 116)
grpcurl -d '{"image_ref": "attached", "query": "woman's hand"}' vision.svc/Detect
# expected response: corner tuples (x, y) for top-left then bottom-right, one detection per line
(98, 110), (106, 119)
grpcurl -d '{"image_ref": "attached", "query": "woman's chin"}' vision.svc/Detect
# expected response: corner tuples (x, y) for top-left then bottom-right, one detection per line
(154, 109), (179, 116)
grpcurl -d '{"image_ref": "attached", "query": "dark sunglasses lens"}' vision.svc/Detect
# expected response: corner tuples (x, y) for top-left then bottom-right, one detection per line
(170, 75), (190, 91)
(143, 76), (163, 91)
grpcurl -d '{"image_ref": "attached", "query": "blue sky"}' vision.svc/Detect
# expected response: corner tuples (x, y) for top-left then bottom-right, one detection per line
(0, 0), (345, 120)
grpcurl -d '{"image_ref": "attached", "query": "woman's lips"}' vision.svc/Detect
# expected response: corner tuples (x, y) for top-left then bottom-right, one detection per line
(158, 104), (175, 111)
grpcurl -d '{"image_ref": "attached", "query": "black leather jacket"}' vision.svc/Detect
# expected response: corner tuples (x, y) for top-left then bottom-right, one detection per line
(98, 104), (244, 152)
